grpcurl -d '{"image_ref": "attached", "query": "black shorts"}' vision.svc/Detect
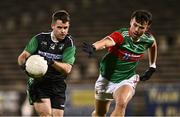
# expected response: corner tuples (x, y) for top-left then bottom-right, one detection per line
(27, 78), (67, 110)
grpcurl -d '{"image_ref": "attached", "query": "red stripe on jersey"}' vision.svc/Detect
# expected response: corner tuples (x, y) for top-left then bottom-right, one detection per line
(109, 48), (144, 62)
(109, 31), (124, 45)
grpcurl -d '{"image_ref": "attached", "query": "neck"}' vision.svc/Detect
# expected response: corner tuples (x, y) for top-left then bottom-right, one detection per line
(132, 37), (140, 42)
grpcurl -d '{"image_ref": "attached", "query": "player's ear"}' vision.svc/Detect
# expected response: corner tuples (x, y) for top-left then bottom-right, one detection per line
(51, 23), (55, 29)
(146, 24), (151, 31)
(146, 20), (152, 31)
(130, 19), (133, 26)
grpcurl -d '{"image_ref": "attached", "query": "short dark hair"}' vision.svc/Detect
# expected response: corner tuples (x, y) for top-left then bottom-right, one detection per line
(131, 10), (152, 25)
(52, 10), (70, 24)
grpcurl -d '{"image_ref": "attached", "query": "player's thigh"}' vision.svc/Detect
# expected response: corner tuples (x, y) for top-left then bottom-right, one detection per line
(113, 85), (134, 105)
(33, 98), (51, 115)
(95, 99), (111, 114)
(52, 108), (64, 116)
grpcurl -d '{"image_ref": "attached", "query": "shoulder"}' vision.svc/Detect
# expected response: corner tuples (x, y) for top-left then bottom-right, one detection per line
(140, 32), (155, 47)
(115, 28), (129, 37)
(116, 28), (128, 33)
(143, 32), (155, 41)
(66, 34), (74, 40)
(35, 32), (51, 39)
(64, 34), (75, 47)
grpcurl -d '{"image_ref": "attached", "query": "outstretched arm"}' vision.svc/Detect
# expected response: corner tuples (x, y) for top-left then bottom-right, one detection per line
(148, 40), (157, 68)
(82, 31), (124, 56)
(82, 36), (115, 57)
(92, 36), (115, 50)
(140, 40), (157, 81)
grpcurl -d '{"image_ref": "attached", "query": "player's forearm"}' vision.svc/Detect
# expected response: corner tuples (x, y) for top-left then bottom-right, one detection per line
(18, 51), (31, 65)
(52, 61), (72, 74)
(93, 36), (115, 50)
(148, 41), (157, 68)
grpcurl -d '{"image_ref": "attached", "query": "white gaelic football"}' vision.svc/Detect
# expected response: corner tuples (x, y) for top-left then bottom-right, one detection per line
(25, 55), (48, 78)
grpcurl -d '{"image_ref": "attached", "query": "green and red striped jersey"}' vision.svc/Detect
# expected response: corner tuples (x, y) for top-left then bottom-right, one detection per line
(100, 28), (155, 83)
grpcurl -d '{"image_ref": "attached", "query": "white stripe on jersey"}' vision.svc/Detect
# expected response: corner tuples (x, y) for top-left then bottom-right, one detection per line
(107, 36), (116, 46)
(67, 35), (74, 47)
(42, 32), (51, 34)
(121, 31), (129, 37)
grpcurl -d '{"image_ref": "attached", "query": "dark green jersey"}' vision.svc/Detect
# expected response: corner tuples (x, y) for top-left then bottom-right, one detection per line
(100, 28), (155, 83)
(25, 32), (76, 81)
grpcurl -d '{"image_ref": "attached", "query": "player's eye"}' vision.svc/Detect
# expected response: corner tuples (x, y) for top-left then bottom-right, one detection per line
(57, 26), (62, 29)
(133, 23), (138, 27)
(64, 26), (68, 29)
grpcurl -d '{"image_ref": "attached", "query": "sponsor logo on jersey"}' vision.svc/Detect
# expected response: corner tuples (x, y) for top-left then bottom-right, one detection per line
(111, 50), (144, 62)
(38, 50), (62, 60)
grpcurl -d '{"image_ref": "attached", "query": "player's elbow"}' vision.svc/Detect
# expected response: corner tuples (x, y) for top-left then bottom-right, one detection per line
(17, 53), (26, 65)
(64, 64), (72, 74)
(66, 69), (71, 74)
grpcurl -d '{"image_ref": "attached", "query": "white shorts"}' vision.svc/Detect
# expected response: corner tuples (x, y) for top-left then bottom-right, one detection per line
(95, 74), (140, 101)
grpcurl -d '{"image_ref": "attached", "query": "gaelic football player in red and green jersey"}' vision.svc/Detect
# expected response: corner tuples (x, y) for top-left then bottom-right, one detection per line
(83, 10), (157, 116)
(18, 10), (76, 116)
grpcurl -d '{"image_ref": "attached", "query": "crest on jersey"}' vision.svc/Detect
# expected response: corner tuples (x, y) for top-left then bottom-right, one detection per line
(58, 44), (64, 50)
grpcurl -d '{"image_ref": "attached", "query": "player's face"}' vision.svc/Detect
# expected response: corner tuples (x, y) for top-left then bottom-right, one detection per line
(129, 18), (148, 40)
(51, 20), (69, 40)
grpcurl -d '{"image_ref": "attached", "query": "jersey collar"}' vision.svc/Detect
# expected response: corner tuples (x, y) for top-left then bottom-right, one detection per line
(51, 32), (59, 43)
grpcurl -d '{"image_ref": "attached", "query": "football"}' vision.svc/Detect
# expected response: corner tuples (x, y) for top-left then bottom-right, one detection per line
(25, 55), (48, 78)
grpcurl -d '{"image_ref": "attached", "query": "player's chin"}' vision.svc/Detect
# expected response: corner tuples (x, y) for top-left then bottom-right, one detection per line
(133, 34), (141, 39)
(131, 34), (138, 39)
(57, 35), (65, 40)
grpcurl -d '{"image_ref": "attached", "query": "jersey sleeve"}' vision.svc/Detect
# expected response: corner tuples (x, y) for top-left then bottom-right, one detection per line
(62, 46), (76, 65)
(108, 31), (124, 45)
(144, 33), (156, 48)
(149, 36), (156, 47)
(25, 36), (38, 54)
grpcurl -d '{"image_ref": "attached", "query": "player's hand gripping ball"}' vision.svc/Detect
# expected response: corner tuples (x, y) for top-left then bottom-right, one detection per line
(25, 55), (48, 78)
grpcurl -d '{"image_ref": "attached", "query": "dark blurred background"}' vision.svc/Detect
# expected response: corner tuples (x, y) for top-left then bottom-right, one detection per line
(0, 0), (180, 116)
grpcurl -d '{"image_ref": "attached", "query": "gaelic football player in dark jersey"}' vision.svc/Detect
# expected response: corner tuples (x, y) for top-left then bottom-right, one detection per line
(18, 10), (76, 116)
(83, 10), (157, 116)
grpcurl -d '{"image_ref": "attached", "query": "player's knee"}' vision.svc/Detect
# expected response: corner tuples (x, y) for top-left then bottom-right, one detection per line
(115, 100), (128, 109)
(37, 110), (52, 116)
(39, 112), (51, 116)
